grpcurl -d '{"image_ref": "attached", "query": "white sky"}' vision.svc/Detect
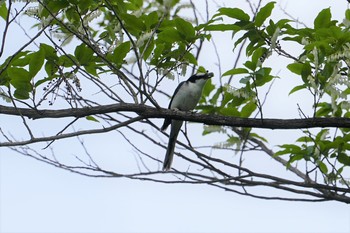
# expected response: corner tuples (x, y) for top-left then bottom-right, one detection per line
(1, 0), (350, 232)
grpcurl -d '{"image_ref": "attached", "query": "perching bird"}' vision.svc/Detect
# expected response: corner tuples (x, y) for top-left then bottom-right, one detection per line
(161, 71), (214, 171)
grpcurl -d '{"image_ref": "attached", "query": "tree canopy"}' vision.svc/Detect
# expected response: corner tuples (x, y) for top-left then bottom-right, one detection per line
(0, 0), (350, 203)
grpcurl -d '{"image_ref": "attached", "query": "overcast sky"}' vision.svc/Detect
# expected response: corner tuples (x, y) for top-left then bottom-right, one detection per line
(1, 0), (350, 232)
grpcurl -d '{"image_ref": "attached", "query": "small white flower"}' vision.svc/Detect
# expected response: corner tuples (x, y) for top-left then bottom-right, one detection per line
(341, 101), (350, 110)
(224, 84), (236, 94)
(165, 71), (175, 80)
(299, 55), (307, 62)
(83, 11), (102, 25)
(343, 18), (350, 27)
(133, 10), (142, 18)
(126, 56), (137, 64)
(301, 37), (309, 45)
(24, 6), (39, 17)
(307, 75), (318, 92)
(203, 125), (225, 134)
(226, 85), (250, 99)
(180, 64), (187, 77)
(39, 16), (53, 28)
(136, 31), (153, 48)
(312, 47), (318, 68)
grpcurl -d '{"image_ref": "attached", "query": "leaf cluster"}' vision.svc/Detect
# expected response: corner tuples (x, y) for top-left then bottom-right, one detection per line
(197, 2), (350, 183)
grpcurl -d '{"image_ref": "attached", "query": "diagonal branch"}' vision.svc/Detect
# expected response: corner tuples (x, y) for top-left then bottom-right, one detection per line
(0, 116), (143, 147)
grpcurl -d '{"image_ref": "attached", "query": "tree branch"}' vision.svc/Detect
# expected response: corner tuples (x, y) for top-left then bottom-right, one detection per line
(2, 103), (350, 129)
(0, 116), (143, 147)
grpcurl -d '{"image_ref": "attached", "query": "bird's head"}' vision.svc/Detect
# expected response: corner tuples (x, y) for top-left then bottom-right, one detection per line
(187, 71), (214, 83)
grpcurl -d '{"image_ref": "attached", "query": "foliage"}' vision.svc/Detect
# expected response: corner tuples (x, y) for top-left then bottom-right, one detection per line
(203, 2), (350, 188)
(0, 0), (349, 203)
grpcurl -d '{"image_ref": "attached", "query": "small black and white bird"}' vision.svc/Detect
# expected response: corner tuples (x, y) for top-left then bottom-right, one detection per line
(161, 71), (214, 171)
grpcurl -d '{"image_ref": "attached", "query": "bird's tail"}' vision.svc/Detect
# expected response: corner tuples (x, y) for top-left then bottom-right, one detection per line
(163, 120), (183, 171)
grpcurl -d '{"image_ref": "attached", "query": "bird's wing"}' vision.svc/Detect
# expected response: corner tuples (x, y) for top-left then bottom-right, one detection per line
(168, 81), (185, 109)
(161, 81), (185, 131)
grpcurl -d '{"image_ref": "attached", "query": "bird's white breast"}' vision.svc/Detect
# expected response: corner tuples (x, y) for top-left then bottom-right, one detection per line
(170, 79), (207, 111)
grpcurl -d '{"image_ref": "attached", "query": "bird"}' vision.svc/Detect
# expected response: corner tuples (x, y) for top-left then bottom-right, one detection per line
(161, 71), (214, 171)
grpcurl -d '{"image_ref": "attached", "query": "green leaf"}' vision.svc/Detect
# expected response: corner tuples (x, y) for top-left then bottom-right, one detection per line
(65, 6), (79, 23)
(204, 24), (240, 31)
(346, 9), (350, 21)
(239, 76), (251, 85)
(315, 129), (329, 142)
(315, 102), (332, 117)
(85, 64), (98, 76)
(196, 105), (217, 114)
(296, 136), (313, 143)
(275, 144), (302, 156)
(220, 106), (240, 117)
(202, 125), (224, 136)
(175, 18), (195, 41)
(255, 2), (276, 27)
(75, 44), (94, 65)
(223, 68), (249, 76)
(29, 48), (45, 78)
(14, 89), (30, 99)
(140, 39), (154, 60)
(287, 63), (303, 75)
(45, 60), (58, 77)
(151, 43), (165, 62)
(11, 54), (31, 67)
(254, 67), (273, 86)
(78, 0), (95, 12)
(86, 116), (99, 122)
(58, 54), (76, 67)
(252, 47), (267, 65)
(35, 77), (53, 87)
(241, 101), (256, 117)
(112, 41), (131, 67)
(210, 88), (223, 105)
(338, 153), (350, 166)
(217, 8), (250, 21)
(182, 52), (197, 65)
(8, 67), (31, 89)
(158, 28), (182, 43)
(289, 84), (307, 95)
(40, 0), (69, 18)
(8, 67), (32, 99)
(288, 154), (304, 164)
(300, 62), (311, 83)
(275, 19), (292, 30)
(0, 70), (10, 86)
(40, 43), (57, 61)
(220, 90), (234, 107)
(121, 13), (146, 34)
(0, 1), (8, 20)
(194, 66), (208, 75)
(314, 8), (331, 29)
(143, 11), (159, 29)
(202, 79), (215, 99)
(244, 61), (256, 71)
(318, 161), (328, 174)
(250, 133), (268, 143)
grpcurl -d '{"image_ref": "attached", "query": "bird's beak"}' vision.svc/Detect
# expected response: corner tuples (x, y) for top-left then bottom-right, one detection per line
(206, 72), (214, 79)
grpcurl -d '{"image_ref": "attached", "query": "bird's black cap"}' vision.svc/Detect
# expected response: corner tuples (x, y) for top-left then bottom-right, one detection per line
(187, 71), (214, 82)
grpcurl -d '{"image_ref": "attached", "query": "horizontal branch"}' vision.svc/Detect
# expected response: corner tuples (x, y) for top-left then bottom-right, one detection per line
(2, 103), (350, 129)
